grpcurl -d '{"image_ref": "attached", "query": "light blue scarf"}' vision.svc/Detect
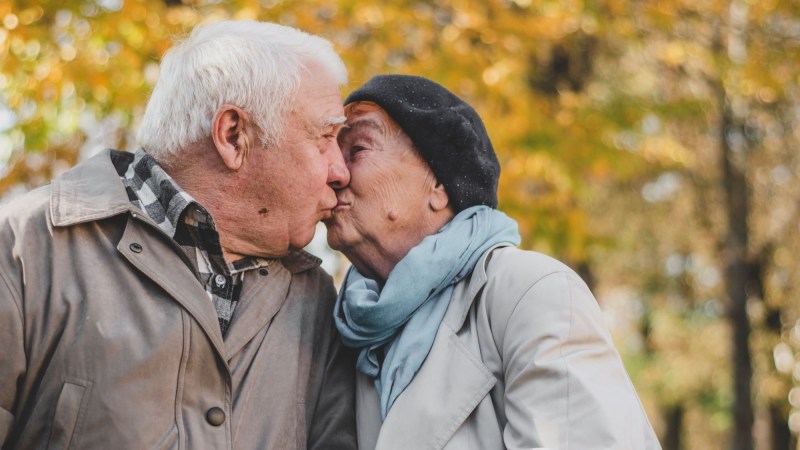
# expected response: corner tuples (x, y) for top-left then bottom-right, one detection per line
(333, 205), (521, 419)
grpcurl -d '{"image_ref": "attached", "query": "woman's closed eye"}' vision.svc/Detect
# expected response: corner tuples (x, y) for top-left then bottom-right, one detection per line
(346, 145), (370, 161)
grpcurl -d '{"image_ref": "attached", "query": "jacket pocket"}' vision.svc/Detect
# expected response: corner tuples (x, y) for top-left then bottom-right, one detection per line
(150, 425), (179, 450)
(47, 379), (91, 450)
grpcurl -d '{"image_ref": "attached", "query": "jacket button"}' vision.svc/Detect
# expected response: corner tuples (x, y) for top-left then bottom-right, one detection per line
(206, 407), (225, 426)
(129, 243), (143, 253)
(214, 274), (227, 287)
(258, 268), (269, 276)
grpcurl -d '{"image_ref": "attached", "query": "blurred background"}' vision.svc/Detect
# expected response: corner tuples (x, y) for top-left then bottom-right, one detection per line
(1, 0), (798, 448)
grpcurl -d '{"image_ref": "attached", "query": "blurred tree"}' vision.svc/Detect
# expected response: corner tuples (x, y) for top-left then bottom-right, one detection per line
(581, 1), (800, 449)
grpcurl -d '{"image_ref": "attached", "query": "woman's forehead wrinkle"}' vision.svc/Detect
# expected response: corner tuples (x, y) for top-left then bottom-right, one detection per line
(344, 117), (387, 138)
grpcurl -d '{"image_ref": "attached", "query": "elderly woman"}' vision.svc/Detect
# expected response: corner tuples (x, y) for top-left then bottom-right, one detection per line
(324, 75), (660, 450)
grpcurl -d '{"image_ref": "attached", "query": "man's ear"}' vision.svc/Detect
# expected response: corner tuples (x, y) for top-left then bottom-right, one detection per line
(212, 105), (252, 170)
(429, 182), (450, 212)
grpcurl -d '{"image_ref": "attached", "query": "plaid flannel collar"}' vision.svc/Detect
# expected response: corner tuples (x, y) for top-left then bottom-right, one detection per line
(121, 149), (193, 237)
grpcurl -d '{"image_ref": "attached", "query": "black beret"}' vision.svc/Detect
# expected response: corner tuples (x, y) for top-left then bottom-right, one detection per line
(344, 75), (499, 212)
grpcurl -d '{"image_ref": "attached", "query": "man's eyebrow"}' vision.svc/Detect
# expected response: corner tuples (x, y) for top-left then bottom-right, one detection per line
(322, 116), (347, 127)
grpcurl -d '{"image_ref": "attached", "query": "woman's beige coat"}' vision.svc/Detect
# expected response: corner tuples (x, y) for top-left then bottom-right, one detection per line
(356, 246), (661, 450)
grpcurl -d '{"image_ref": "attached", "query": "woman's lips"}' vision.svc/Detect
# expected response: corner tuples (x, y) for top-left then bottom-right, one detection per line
(323, 201), (350, 224)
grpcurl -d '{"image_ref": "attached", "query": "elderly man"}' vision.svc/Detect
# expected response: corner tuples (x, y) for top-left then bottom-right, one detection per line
(325, 75), (660, 449)
(0, 21), (356, 449)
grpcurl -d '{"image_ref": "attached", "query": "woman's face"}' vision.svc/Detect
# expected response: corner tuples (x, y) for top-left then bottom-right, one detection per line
(324, 103), (441, 267)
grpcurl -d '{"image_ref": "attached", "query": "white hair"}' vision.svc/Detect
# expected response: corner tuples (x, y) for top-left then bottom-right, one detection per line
(136, 20), (348, 160)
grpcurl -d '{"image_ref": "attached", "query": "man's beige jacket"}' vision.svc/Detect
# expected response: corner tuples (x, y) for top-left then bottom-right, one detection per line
(0, 150), (357, 449)
(356, 246), (661, 450)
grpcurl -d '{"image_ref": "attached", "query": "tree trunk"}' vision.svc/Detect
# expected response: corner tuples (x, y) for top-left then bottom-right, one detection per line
(575, 262), (597, 294)
(663, 404), (685, 450)
(711, 8), (755, 449)
(769, 405), (792, 450)
(718, 87), (754, 450)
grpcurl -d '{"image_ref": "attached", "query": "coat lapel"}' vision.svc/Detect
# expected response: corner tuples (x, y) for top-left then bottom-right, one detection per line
(374, 324), (497, 450)
(117, 215), (227, 361)
(361, 245), (513, 450)
(221, 262), (291, 360)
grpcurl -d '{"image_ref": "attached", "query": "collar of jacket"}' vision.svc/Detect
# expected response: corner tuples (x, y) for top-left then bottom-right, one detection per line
(442, 242), (513, 332)
(49, 148), (322, 274)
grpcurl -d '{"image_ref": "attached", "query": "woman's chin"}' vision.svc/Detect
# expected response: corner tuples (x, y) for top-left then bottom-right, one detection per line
(327, 226), (363, 253)
(324, 225), (346, 251)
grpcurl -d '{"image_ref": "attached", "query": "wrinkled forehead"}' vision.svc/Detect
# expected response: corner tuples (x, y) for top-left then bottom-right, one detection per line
(342, 101), (405, 138)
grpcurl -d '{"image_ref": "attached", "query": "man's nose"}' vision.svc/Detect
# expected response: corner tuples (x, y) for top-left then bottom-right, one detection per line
(327, 143), (350, 189)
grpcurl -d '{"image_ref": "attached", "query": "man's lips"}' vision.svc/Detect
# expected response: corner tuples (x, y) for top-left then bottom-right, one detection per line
(321, 200), (350, 223)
